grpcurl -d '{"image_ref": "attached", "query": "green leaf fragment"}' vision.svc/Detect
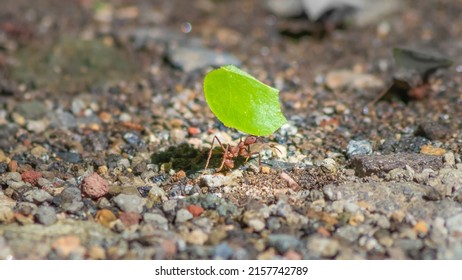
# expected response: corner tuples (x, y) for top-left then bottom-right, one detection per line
(204, 65), (287, 136)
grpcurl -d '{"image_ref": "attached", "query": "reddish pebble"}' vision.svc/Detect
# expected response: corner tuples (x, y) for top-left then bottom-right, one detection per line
(283, 250), (302, 260)
(21, 170), (42, 186)
(187, 204), (204, 217)
(187, 127), (200, 136)
(160, 239), (177, 258)
(319, 118), (340, 128)
(51, 235), (82, 258)
(317, 226), (331, 237)
(119, 212), (141, 227)
(80, 173), (109, 199)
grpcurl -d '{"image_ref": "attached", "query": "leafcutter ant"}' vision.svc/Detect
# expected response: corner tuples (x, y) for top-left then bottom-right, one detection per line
(204, 135), (280, 172)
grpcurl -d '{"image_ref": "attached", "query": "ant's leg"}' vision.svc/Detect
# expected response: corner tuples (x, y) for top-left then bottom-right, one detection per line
(216, 144), (230, 172)
(243, 150), (255, 163)
(205, 136), (226, 170)
(204, 136), (217, 170)
(241, 151), (261, 169)
(245, 151), (262, 171)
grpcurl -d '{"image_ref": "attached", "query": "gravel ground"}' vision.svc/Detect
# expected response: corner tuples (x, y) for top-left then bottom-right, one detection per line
(0, 0), (462, 260)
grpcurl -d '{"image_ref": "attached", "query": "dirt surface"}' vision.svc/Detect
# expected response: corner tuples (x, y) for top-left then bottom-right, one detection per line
(0, 0), (462, 260)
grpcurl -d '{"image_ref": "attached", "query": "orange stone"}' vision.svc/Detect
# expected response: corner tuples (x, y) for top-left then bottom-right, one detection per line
(88, 245), (106, 260)
(420, 145), (446, 156)
(187, 205), (204, 217)
(175, 170), (187, 180)
(95, 209), (117, 228)
(8, 160), (17, 172)
(187, 127), (201, 136)
(99, 111), (112, 123)
(260, 166), (271, 174)
(413, 220), (428, 236)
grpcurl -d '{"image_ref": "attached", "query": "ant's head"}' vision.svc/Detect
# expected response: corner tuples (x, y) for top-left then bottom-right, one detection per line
(244, 135), (262, 145)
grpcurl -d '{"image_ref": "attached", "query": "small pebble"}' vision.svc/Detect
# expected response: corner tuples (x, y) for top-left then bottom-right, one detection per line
(37, 178), (52, 188)
(80, 173), (109, 199)
(260, 166), (271, 174)
(252, 219), (268, 232)
(444, 152), (456, 166)
(119, 212), (141, 227)
(279, 123), (298, 137)
(30, 145), (48, 158)
(51, 235), (84, 258)
(15, 202), (37, 215)
(331, 200), (344, 213)
(95, 209), (117, 228)
(123, 132), (143, 146)
(413, 220), (428, 237)
(184, 229), (208, 245)
(175, 208), (193, 223)
(187, 204), (204, 217)
(8, 161), (17, 172)
(35, 205), (57, 225)
(143, 212), (168, 230)
(201, 174), (235, 189)
(446, 213), (462, 235)
(187, 127), (200, 136)
(346, 140), (372, 157)
(117, 158), (130, 169)
(88, 245), (106, 260)
(98, 112), (112, 123)
(420, 145), (446, 156)
(24, 189), (53, 203)
(21, 170), (42, 186)
(391, 210), (406, 223)
(349, 212), (365, 226)
(113, 194), (145, 214)
(279, 172), (300, 190)
(162, 199), (178, 213)
(147, 186), (167, 207)
(284, 250), (302, 260)
(26, 120), (47, 134)
(97, 165), (108, 175)
(213, 242), (234, 260)
(57, 187), (84, 213)
(335, 226), (360, 243)
(170, 129), (186, 144)
(0, 206), (14, 224)
(320, 158), (338, 174)
(56, 152), (81, 163)
(268, 234), (301, 253)
(306, 236), (339, 258)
